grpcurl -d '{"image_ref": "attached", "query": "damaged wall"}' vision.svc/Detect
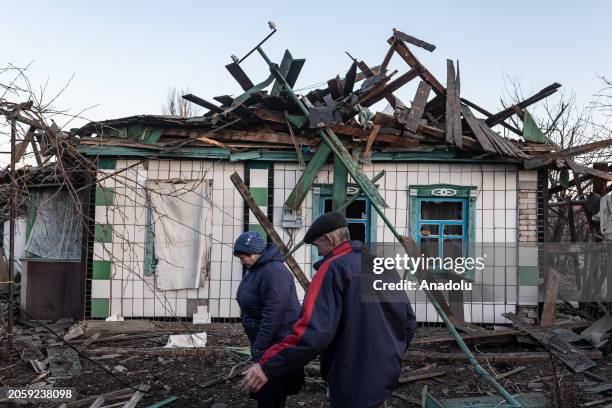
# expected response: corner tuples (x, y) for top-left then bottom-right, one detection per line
(91, 157), (541, 324)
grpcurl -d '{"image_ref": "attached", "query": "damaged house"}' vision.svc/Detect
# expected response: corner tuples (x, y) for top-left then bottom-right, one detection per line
(4, 28), (611, 329)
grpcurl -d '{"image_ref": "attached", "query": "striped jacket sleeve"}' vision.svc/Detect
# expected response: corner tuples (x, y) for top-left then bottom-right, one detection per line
(258, 255), (344, 380)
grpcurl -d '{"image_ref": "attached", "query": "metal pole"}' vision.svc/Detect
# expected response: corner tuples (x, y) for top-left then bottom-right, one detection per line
(7, 118), (16, 354)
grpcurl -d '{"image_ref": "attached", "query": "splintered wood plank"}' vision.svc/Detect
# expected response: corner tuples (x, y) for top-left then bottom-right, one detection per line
(181, 94), (223, 113)
(122, 384), (150, 408)
(356, 60), (403, 108)
(403, 81), (432, 132)
(524, 138), (612, 169)
(485, 83), (561, 126)
(225, 62), (255, 91)
(445, 60), (462, 148)
(380, 40), (397, 71)
(453, 62), (462, 148)
(461, 105), (497, 153)
(363, 124), (382, 159)
(360, 68), (419, 107)
(503, 312), (598, 373)
(477, 119), (515, 157)
(541, 267), (559, 327)
(88, 396), (105, 408)
(393, 29), (436, 52)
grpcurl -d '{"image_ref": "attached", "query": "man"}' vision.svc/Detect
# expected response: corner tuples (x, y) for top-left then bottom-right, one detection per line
(242, 211), (417, 408)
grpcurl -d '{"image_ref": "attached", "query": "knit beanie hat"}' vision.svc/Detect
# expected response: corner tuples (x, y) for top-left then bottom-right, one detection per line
(233, 231), (266, 255)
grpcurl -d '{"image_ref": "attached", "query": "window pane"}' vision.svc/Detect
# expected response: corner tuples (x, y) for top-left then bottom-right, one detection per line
(443, 238), (463, 259)
(421, 201), (463, 220)
(346, 200), (367, 219)
(324, 199), (333, 213)
(420, 224), (439, 237)
(421, 237), (439, 258)
(348, 223), (366, 243)
(443, 224), (463, 236)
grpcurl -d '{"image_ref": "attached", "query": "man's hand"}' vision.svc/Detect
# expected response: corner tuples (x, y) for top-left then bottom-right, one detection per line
(241, 363), (268, 392)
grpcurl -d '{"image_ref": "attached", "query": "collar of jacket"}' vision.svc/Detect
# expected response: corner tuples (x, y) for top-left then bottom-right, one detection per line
(313, 240), (355, 270)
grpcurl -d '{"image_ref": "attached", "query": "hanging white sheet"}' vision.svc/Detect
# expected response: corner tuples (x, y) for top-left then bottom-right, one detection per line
(147, 179), (212, 290)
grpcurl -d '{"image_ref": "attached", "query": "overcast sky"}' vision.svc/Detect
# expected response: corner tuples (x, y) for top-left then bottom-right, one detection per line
(1, 0), (611, 165)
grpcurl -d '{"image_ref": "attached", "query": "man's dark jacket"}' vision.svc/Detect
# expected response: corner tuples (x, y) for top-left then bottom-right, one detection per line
(236, 243), (304, 401)
(259, 240), (416, 408)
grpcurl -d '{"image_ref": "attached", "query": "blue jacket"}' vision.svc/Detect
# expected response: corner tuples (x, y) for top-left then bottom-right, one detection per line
(259, 240), (416, 408)
(236, 243), (302, 361)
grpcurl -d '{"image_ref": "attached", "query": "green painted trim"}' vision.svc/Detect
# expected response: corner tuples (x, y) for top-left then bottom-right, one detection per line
(248, 161), (270, 170)
(250, 187), (268, 207)
(287, 114), (308, 128)
(141, 128), (163, 144)
(408, 185), (477, 281)
(285, 144), (332, 210)
(92, 260), (112, 280)
(518, 266), (539, 285)
(230, 151), (262, 162)
(95, 187), (115, 206)
(95, 224), (113, 243)
(370, 204), (378, 243)
(409, 184), (476, 198)
(90, 298), (109, 318)
(80, 145), (521, 164)
(97, 157), (116, 169)
(248, 224), (267, 240)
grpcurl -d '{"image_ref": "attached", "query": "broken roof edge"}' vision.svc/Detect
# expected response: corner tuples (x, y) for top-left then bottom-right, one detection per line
(75, 144), (522, 164)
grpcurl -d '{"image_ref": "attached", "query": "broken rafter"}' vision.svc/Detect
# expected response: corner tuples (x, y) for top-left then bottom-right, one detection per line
(389, 35), (445, 96)
(392, 29), (436, 52)
(359, 68), (419, 107)
(362, 124), (382, 160)
(182, 94), (224, 114)
(225, 62), (255, 91)
(564, 159), (612, 182)
(485, 83), (562, 127)
(524, 138), (612, 169)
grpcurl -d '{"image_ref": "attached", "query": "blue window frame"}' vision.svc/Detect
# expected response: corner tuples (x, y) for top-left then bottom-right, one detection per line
(320, 195), (371, 243)
(416, 197), (468, 265)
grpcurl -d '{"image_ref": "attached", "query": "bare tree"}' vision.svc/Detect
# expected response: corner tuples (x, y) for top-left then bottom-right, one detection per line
(162, 86), (200, 118)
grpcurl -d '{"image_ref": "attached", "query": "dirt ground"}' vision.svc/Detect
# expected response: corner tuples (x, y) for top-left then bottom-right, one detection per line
(1, 322), (612, 407)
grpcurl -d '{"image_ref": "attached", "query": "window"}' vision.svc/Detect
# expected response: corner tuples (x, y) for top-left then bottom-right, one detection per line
(320, 196), (370, 243)
(409, 184), (476, 280)
(417, 198), (468, 263)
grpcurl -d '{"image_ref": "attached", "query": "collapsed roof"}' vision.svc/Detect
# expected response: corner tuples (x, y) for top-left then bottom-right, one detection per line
(71, 28), (609, 168)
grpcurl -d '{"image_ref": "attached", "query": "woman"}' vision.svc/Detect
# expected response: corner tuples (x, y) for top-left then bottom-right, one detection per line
(234, 231), (304, 408)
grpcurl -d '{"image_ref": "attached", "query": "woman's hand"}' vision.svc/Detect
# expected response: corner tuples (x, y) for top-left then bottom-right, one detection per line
(241, 363), (268, 392)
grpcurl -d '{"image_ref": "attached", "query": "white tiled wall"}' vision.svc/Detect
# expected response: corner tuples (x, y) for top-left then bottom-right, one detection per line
(98, 158), (537, 323)
(96, 159), (244, 319)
